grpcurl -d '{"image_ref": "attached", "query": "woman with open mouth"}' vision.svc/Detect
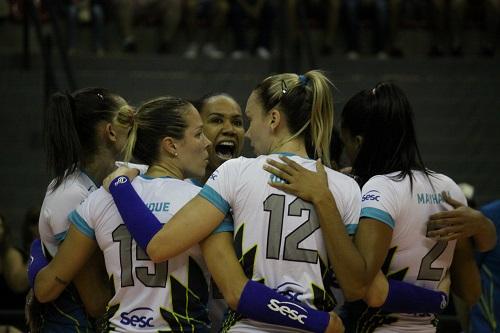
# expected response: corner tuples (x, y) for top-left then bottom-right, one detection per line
(193, 93), (245, 185)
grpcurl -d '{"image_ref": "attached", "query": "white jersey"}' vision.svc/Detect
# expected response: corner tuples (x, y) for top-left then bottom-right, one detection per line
(39, 170), (98, 257)
(357, 171), (466, 333)
(70, 176), (213, 332)
(200, 154), (361, 333)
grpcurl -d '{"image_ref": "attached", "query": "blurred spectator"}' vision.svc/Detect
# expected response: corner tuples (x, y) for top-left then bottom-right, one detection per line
(115, 0), (182, 53)
(228, 0), (276, 59)
(0, 213), (29, 329)
(184, 0), (228, 59)
(388, 0), (404, 57)
(287, 0), (341, 56)
(66, 0), (106, 56)
(0, 0), (8, 20)
(343, 0), (390, 60)
(428, 0), (466, 56)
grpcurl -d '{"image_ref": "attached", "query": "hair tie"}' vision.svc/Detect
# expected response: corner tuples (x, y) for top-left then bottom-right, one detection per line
(298, 74), (309, 86)
(127, 107), (136, 126)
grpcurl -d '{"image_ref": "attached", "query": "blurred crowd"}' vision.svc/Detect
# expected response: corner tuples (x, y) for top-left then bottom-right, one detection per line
(1, 0), (499, 59)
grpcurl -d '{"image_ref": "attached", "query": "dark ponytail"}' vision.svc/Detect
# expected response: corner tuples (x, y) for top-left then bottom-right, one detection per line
(44, 93), (82, 189)
(44, 87), (129, 190)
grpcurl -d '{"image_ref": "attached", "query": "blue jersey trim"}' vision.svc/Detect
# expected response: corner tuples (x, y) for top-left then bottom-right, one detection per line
(345, 224), (358, 235)
(212, 215), (234, 234)
(54, 231), (67, 244)
(188, 178), (204, 187)
(68, 210), (95, 239)
(273, 152), (297, 157)
(199, 185), (230, 215)
(360, 207), (395, 229)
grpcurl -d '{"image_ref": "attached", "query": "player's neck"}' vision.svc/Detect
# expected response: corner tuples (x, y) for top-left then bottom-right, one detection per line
(146, 161), (183, 180)
(80, 152), (115, 186)
(270, 138), (308, 159)
(200, 165), (214, 184)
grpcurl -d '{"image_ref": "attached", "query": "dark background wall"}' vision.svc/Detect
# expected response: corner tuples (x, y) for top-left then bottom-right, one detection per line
(0, 23), (499, 245)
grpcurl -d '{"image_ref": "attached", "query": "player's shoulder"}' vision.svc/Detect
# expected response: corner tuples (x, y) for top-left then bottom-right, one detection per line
(80, 186), (113, 208)
(213, 156), (255, 176)
(136, 175), (201, 197)
(362, 172), (400, 191)
(44, 175), (90, 206)
(426, 171), (456, 186)
(324, 166), (359, 188)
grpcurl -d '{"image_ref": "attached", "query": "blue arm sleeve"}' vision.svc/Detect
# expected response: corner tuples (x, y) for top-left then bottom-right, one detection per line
(28, 239), (49, 288)
(109, 176), (163, 250)
(381, 279), (448, 313)
(237, 280), (330, 333)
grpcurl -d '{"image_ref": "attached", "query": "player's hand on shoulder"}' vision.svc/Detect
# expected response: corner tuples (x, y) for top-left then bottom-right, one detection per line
(326, 312), (344, 333)
(263, 156), (330, 203)
(103, 166), (140, 192)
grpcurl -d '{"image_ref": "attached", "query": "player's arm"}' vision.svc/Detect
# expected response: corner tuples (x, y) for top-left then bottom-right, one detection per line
(72, 250), (112, 317)
(32, 224), (97, 303)
(147, 196), (226, 262)
(200, 232), (344, 333)
(449, 238), (481, 306)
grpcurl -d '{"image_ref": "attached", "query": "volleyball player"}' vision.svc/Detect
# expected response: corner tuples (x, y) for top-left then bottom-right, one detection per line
(32, 87), (133, 331)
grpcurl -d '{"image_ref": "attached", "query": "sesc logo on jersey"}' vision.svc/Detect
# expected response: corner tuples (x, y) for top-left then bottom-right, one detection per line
(267, 299), (308, 324)
(120, 307), (155, 328)
(362, 190), (380, 202)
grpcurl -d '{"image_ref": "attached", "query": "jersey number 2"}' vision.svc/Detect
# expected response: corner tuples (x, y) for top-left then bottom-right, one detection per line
(112, 224), (167, 288)
(264, 194), (319, 264)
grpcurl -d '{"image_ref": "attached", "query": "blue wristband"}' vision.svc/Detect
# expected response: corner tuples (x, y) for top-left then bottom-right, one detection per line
(109, 175), (163, 250)
(381, 279), (448, 313)
(237, 280), (330, 333)
(27, 239), (49, 288)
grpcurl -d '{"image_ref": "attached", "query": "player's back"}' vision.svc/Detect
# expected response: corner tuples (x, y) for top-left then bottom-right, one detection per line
(37, 170), (97, 331)
(356, 170), (466, 333)
(208, 154), (360, 333)
(71, 175), (211, 332)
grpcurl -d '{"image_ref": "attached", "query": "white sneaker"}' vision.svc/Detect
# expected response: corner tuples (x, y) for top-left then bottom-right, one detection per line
(256, 47), (271, 60)
(203, 43), (224, 59)
(231, 50), (246, 60)
(184, 43), (198, 59)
